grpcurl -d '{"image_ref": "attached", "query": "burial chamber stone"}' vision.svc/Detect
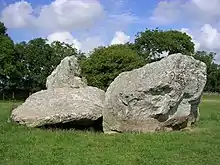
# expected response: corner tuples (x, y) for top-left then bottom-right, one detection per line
(103, 53), (207, 133)
(11, 86), (105, 131)
(46, 55), (87, 90)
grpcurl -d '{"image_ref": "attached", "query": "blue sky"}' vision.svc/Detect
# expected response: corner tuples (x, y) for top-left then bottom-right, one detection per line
(1, 0), (220, 63)
(1, 0), (158, 42)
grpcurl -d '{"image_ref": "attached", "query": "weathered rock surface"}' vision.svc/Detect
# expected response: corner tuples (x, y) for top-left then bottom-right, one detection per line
(103, 53), (207, 133)
(11, 87), (105, 130)
(46, 55), (87, 89)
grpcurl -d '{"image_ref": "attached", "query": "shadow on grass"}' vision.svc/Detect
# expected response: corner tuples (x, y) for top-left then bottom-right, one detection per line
(39, 117), (104, 133)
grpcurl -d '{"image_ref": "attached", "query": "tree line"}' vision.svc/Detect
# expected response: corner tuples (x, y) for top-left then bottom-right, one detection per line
(0, 22), (219, 100)
(0, 22), (85, 99)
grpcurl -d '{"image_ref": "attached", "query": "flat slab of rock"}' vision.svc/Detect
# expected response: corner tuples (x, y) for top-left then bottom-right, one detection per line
(46, 55), (87, 89)
(11, 87), (105, 129)
(103, 53), (207, 133)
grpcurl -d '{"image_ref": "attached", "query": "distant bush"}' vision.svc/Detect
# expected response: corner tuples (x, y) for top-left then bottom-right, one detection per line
(80, 44), (145, 91)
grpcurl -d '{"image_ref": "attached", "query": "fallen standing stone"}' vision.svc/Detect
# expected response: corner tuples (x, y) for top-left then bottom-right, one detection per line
(103, 53), (207, 133)
(11, 86), (105, 131)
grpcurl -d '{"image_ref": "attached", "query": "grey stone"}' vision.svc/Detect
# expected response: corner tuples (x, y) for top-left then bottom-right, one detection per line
(46, 55), (87, 89)
(11, 87), (105, 128)
(103, 53), (207, 133)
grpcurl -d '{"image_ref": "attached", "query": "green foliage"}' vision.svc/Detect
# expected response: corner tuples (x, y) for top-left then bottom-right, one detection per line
(0, 22), (16, 90)
(50, 41), (78, 60)
(49, 41), (79, 72)
(133, 28), (195, 61)
(0, 21), (79, 94)
(0, 20), (220, 94)
(14, 39), (78, 91)
(0, 22), (7, 35)
(0, 36), (15, 77)
(193, 51), (220, 93)
(14, 38), (53, 91)
(80, 44), (145, 90)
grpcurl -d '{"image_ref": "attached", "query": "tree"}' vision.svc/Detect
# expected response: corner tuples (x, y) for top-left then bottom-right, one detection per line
(49, 41), (79, 71)
(14, 39), (79, 92)
(193, 51), (220, 93)
(80, 44), (145, 90)
(0, 22), (16, 91)
(14, 41), (31, 91)
(50, 41), (86, 62)
(133, 28), (195, 61)
(0, 22), (7, 35)
(18, 38), (54, 91)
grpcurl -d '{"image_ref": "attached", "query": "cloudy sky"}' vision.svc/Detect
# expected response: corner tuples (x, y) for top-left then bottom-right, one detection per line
(1, 0), (220, 62)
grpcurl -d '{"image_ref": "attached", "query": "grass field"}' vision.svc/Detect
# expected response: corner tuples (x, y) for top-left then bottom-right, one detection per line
(0, 95), (220, 165)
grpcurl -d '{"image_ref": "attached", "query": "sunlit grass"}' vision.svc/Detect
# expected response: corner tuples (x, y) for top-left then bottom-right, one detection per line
(0, 95), (220, 165)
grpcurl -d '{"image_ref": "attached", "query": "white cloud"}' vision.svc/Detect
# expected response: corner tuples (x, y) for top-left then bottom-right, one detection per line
(47, 31), (131, 55)
(180, 28), (200, 51)
(150, 0), (220, 26)
(110, 31), (130, 45)
(0, 0), (142, 34)
(191, 0), (220, 13)
(47, 31), (81, 50)
(1, 0), (104, 31)
(150, 1), (182, 25)
(180, 24), (220, 63)
(1, 1), (34, 28)
(81, 36), (105, 53)
(198, 24), (220, 51)
(35, 0), (104, 31)
(150, 0), (220, 63)
(47, 32), (105, 54)
(0, 0), (136, 53)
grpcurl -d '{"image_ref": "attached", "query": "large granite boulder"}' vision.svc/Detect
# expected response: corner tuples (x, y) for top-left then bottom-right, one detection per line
(11, 87), (105, 130)
(103, 53), (207, 133)
(46, 55), (87, 89)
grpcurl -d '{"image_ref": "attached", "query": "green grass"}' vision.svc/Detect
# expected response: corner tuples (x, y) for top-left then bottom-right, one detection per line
(0, 95), (220, 165)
